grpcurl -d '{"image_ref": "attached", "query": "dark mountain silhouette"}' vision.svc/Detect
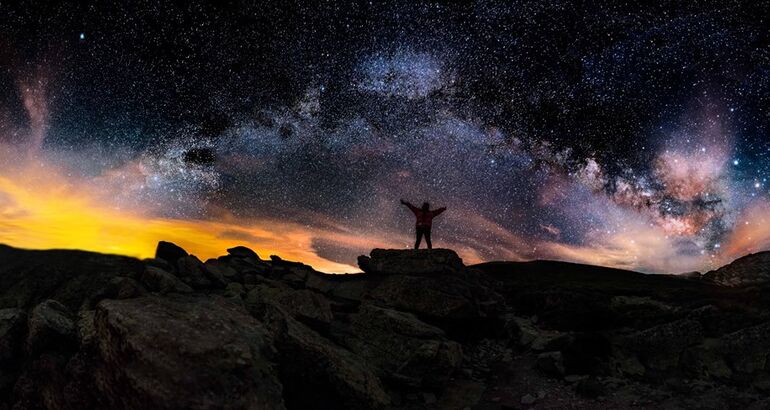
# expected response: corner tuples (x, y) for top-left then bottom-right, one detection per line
(2, 243), (770, 409)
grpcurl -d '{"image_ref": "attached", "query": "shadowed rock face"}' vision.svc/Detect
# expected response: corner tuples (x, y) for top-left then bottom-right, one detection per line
(3, 242), (770, 409)
(91, 296), (284, 410)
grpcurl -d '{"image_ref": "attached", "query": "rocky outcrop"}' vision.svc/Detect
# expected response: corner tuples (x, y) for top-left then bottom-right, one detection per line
(703, 251), (770, 286)
(5, 242), (770, 409)
(357, 249), (505, 339)
(336, 303), (463, 388)
(259, 306), (390, 410)
(358, 248), (465, 275)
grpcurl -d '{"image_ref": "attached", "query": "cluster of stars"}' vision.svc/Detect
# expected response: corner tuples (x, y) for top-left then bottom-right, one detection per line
(1, 1), (769, 272)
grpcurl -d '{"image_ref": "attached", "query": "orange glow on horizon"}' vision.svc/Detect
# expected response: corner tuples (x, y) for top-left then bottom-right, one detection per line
(0, 165), (360, 273)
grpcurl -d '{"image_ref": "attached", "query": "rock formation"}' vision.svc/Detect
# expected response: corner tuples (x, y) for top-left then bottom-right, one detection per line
(1, 243), (770, 408)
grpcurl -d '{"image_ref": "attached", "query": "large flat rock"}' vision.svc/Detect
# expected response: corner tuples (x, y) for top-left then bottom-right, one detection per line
(358, 249), (464, 275)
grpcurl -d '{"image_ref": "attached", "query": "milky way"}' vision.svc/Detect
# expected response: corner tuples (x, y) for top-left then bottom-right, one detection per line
(1, 2), (769, 273)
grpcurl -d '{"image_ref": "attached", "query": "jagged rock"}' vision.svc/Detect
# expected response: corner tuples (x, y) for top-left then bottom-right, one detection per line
(228, 246), (260, 259)
(27, 300), (77, 355)
(358, 249), (464, 275)
(91, 295), (285, 409)
(536, 351), (566, 377)
(259, 305), (390, 410)
(338, 303), (463, 388)
(245, 283), (333, 329)
(154, 241), (188, 265)
(205, 259), (240, 284)
(140, 266), (193, 294)
(177, 255), (213, 289)
(0, 308), (25, 362)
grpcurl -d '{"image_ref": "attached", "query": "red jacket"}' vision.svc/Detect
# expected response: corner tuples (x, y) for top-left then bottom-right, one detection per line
(407, 204), (446, 227)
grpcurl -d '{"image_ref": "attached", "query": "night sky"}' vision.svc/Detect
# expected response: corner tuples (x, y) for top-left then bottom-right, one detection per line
(1, 1), (770, 273)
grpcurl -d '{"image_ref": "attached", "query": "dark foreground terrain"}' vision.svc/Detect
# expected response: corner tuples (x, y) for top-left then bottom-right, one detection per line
(2, 243), (770, 409)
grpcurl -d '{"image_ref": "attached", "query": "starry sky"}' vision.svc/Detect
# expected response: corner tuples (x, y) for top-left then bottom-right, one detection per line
(1, 1), (770, 273)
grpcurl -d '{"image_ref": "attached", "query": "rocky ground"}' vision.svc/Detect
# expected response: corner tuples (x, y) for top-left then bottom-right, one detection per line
(2, 243), (770, 409)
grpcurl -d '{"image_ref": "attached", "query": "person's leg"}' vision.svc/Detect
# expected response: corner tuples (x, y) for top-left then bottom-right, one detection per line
(425, 228), (432, 249)
(415, 227), (423, 249)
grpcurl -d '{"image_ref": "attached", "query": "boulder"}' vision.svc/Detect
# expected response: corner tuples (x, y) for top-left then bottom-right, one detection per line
(227, 246), (261, 259)
(358, 249), (464, 276)
(0, 308), (25, 362)
(260, 305), (390, 410)
(92, 295), (285, 409)
(204, 259), (239, 285)
(140, 266), (193, 294)
(176, 255), (213, 289)
(339, 303), (463, 388)
(154, 241), (188, 265)
(245, 283), (333, 330)
(27, 300), (77, 355)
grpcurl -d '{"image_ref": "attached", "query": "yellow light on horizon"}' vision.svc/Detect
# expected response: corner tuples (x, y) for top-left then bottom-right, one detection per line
(0, 173), (359, 273)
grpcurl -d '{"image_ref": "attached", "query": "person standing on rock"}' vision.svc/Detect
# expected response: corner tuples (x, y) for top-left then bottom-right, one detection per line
(400, 199), (446, 249)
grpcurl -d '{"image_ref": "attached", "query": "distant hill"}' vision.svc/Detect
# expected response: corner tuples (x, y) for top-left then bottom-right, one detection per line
(703, 251), (770, 287)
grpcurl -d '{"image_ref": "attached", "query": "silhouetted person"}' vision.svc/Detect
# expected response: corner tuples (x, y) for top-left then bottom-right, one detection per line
(400, 199), (446, 249)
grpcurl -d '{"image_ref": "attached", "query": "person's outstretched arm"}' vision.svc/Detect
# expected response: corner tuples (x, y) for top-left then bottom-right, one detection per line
(400, 199), (419, 213)
(432, 207), (447, 216)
